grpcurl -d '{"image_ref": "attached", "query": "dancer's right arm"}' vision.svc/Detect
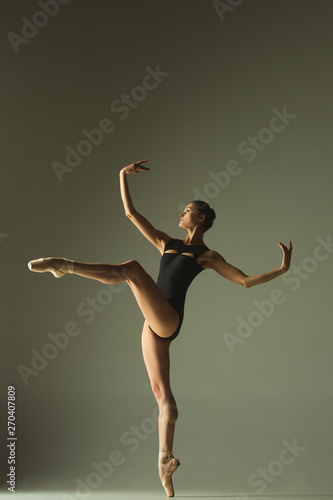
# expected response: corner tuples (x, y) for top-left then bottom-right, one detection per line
(119, 160), (171, 254)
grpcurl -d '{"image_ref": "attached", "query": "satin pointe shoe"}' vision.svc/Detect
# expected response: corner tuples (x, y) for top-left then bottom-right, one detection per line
(158, 451), (181, 497)
(27, 258), (74, 278)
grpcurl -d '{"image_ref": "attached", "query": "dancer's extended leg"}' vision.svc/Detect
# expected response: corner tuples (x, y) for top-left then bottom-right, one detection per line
(28, 257), (180, 339)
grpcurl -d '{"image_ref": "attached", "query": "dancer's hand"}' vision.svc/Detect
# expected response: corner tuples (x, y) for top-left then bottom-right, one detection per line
(121, 159), (150, 175)
(279, 240), (293, 272)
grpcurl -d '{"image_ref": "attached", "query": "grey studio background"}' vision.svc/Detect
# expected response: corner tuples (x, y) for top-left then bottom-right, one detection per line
(1, 0), (333, 498)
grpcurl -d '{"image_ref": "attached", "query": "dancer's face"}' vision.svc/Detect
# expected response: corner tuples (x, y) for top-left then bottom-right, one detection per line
(179, 203), (204, 230)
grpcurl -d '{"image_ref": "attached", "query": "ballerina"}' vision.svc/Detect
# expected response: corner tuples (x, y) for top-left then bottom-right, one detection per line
(28, 159), (292, 497)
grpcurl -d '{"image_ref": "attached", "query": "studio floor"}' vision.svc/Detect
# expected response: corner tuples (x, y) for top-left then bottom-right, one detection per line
(1, 493), (332, 500)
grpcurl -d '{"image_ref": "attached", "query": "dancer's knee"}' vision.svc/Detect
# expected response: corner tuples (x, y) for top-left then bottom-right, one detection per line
(123, 260), (142, 281)
(150, 383), (178, 423)
(158, 397), (178, 425)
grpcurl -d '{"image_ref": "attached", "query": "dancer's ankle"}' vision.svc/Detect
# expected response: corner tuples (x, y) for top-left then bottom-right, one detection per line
(66, 259), (74, 274)
(48, 258), (74, 275)
(159, 450), (173, 460)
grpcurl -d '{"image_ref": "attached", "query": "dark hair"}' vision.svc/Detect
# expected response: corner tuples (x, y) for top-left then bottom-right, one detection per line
(191, 200), (216, 233)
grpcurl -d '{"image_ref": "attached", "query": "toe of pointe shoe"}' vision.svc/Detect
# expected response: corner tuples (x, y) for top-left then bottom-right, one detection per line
(28, 258), (48, 273)
(27, 258), (65, 278)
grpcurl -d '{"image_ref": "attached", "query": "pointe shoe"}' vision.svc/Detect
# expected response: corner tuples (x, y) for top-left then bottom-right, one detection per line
(27, 258), (74, 278)
(158, 452), (180, 497)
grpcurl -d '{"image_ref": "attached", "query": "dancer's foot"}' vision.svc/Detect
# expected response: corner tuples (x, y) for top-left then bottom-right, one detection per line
(27, 258), (74, 278)
(158, 451), (180, 497)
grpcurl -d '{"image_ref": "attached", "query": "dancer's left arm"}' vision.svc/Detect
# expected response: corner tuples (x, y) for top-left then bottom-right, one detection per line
(204, 241), (292, 288)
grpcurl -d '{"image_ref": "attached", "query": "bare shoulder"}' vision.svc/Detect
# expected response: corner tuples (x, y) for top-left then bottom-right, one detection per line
(197, 249), (225, 270)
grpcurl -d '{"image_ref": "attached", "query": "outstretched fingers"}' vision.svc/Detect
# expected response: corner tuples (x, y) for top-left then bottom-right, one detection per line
(134, 159), (150, 172)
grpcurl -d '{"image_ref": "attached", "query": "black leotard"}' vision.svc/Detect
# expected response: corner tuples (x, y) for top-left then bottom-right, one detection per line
(148, 238), (210, 341)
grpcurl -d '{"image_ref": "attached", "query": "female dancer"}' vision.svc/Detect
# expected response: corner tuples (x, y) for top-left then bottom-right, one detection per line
(28, 159), (292, 497)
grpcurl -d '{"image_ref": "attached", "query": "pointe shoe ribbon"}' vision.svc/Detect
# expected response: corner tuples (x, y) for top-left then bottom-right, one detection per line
(27, 258), (74, 278)
(158, 452), (180, 497)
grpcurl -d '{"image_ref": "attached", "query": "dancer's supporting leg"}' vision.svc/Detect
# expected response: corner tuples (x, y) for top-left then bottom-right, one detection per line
(141, 320), (180, 496)
(141, 320), (178, 450)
